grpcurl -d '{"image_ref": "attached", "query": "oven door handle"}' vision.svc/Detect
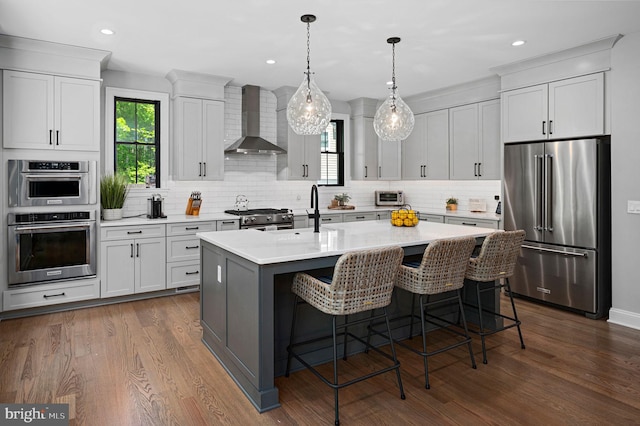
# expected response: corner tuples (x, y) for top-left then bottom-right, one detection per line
(22, 174), (83, 180)
(13, 222), (93, 232)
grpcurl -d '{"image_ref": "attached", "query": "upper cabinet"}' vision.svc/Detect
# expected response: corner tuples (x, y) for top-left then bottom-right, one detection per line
(276, 111), (321, 180)
(350, 98), (401, 181)
(3, 70), (100, 151)
(449, 99), (500, 180)
(402, 109), (449, 180)
(502, 73), (604, 142)
(173, 96), (225, 181)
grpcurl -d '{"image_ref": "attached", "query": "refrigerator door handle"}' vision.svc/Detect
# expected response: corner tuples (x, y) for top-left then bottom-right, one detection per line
(522, 244), (588, 257)
(534, 154), (544, 231)
(545, 154), (554, 232)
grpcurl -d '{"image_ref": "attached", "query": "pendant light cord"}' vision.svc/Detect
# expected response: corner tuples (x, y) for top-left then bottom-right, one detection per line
(391, 41), (397, 111)
(306, 20), (311, 89)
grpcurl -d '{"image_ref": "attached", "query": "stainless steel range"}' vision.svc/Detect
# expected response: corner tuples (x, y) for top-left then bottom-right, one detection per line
(224, 208), (293, 230)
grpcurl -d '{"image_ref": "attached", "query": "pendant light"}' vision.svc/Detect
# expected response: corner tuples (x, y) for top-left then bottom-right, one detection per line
(287, 14), (332, 135)
(374, 37), (415, 141)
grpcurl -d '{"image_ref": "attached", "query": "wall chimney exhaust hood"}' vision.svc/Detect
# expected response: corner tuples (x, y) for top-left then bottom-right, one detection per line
(225, 85), (286, 154)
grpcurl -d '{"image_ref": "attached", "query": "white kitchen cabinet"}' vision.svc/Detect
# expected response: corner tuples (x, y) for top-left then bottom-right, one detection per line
(449, 99), (500, 180)
(276, 110), (321, 180)
(174, 96), (224, 180)
(217, 219), (240, 231)
(3, 279), (100, 311)
(444, 216), (499, 229)
(351, 116), (401, 181)
(343, 211), (377, 222)
(402, 110), (449, 180)
(320, 213), (343, 224)
(419, 213), (445, 223)
(100, 224), (167, 298)
(3, 70), (100, 151)
(375, 211), (391, 221)
(502, 73), (604, 143)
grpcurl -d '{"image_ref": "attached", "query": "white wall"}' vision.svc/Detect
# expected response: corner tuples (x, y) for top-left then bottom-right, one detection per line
(608, 31), (640, 329)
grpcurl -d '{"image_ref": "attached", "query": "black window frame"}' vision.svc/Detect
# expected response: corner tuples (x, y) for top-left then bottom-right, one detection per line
(319, 119), (345, 187)
(113, 96), (161, 188)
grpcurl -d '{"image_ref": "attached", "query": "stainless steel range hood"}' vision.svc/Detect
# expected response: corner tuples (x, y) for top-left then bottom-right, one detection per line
(225, 85), (286, 155)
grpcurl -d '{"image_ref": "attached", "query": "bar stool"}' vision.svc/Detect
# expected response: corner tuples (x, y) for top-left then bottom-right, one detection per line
(285, 246), (405, 426)
(394, 236), (477, 389)
(464, 230), (526, 364)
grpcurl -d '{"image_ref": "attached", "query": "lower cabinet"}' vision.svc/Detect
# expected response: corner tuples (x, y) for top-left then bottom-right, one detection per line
(343, 211), (377, 222)
(419, 213), (445, 223)
(3, 278), (100, 311)
(100, 224), (167, 298)
(444, 216), (499, 229)
(166, 221), (215, 289)
(320, 213), (343, 224)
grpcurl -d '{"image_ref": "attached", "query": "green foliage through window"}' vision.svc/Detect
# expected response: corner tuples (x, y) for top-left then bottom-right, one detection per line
(115, 98), (160, 187)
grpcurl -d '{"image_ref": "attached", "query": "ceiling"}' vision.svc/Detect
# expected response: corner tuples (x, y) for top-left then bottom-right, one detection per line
(2, 0), (640, 101)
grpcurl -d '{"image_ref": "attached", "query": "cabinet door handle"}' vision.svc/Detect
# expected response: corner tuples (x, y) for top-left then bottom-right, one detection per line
(474, 162), (478, 177)
(199, 162), (202, 177)
(478, 162), (482, 177)
(136, 243), (140, 257)
(549, 120), (553, 135)
(542, 121), (546, 135)
(43, 292), (65, 299)
(185, 245), (199, 250)
(364, 165), (368, 178)
(305, 164), (309, 177)
(127, 230), (143, 234)
(378, 166), (381, 178)
(49, 130), (53, 145)
(56, 130), (59, 145)
(203, 162), (207, 177)
(185, 271), (200, 275)
(130, 243), (134, 258)
(185, 226), (199, 230)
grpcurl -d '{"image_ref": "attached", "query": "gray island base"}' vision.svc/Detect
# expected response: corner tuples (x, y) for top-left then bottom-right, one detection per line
(198, 221), (498, 412)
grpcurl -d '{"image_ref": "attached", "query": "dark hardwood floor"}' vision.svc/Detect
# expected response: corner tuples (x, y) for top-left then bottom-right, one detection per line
(1, 292), (639, 425)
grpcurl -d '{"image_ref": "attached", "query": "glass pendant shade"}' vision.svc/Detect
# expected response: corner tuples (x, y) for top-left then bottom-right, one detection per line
(374, 90), (415, 141)
(287, 75), (332, 135)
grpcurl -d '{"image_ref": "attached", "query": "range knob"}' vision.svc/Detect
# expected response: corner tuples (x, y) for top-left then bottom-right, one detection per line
(266, 216), (272, 221)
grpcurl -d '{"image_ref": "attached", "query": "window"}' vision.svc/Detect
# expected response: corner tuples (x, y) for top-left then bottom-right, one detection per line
(114, 97), (160, 188)
(319, 120), (344, 186)
(105, 87), (168, 191)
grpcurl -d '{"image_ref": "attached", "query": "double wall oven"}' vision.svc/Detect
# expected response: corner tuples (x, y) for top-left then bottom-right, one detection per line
(7, 160), (98, 287)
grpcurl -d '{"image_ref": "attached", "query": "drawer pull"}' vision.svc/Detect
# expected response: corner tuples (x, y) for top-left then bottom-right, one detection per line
(127, 230), (143, 234)
(461, 222), (477, 226)
(221, 221), (235, 224)
(185, 227), (199, 230)
(185, 271), (200, 275)
(356, 216), (365, 219)
(185, 245), (199, 250)
(43, 292), (66, 299)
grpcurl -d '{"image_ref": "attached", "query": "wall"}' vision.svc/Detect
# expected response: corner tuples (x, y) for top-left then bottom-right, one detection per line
(102, 70), (500, 217)
(608, 31), (640, 329)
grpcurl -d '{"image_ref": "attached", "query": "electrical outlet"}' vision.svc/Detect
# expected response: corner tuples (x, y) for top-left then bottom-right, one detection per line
(628, 200), (640, 214)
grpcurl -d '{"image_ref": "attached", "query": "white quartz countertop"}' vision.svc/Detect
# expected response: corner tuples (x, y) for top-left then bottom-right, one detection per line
(100, 212), (239, 227)
(291, 206), (501, 222)
(198, 220), (496, 265)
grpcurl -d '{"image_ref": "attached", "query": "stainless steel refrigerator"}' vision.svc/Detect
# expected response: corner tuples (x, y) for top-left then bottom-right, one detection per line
(503, 138), (610, 318)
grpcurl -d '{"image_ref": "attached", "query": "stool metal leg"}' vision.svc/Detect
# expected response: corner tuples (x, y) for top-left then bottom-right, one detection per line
(383, 306), (405, 400)
(285, 295), (300, 377)
(475, 280), (489, 364)
(343, 315), (349, 360)
(332, 316), (340, 426)
(409, 293), (417, 339)
(505, 278), (526, 349)
(456, 288), (477, 370)
(419, 295), (431, 389)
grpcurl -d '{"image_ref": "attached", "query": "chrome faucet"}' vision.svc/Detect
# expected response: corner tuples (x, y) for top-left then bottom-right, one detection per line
(309, 184), (320, 233)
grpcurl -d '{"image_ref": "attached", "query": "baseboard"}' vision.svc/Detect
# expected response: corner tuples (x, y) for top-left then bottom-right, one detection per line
(608, 308), (640, 330)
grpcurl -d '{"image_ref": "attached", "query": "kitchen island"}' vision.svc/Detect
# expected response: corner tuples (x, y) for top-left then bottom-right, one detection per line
(198, 220), (497, 412)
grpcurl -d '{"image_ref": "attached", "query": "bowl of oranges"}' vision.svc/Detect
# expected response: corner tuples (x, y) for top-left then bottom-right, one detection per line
(391, 205), (419, 227)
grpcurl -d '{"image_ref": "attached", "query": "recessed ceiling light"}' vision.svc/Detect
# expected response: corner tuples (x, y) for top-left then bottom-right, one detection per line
(266, 59), (276, 65)
(512, 40), (526, 47)
(100, 28), (115, 35)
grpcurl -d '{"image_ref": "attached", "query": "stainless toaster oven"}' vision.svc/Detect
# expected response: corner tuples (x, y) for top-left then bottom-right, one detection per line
(375, 190), (404, 206)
